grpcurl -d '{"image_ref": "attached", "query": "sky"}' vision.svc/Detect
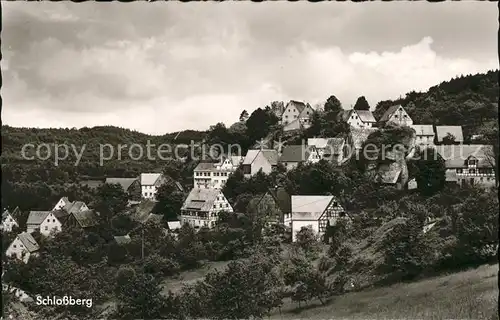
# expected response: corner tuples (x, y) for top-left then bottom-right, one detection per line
(2, 2), (498, 135)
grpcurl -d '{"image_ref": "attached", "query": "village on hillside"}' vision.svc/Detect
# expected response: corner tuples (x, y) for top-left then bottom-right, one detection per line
(3, 99), (498, 307)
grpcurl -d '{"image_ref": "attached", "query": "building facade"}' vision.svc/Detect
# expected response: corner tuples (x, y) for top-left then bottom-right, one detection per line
(27, 211), (63, 236)
(193, 156), (242, 189)
(379, 105), (414, 127)
(140, 173), (165, 200)
(180, 188), (233, 229)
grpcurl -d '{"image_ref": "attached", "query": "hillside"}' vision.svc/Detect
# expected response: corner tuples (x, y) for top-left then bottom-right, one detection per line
(373, 70), (498, 141)
(275, 263), (498, 320)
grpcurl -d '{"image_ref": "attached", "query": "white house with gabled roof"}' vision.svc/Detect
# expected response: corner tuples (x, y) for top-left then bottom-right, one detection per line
(180, 188), (233, 229)
(6, 232), (40, 263)
(140, 173), (165, 200)
(2, 208), (19, 232)
(27, 211), (62, 236)
(291, 195), (347, 242)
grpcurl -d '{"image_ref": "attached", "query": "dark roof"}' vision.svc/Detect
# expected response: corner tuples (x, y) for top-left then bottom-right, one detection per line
(436, 144), (494, 168)
(52, 210), (70, 224)
(182, 188), (225, 212)
(261, 150), (279, 165)
(268, 187), (291, 213)
(279, 145), (310, 162)
(355, 110), (377, 123)
(72, 210), (100, 228)
(64, 201), (88, 214)
(105, 178), (138, 191)
(379, 105), (403, 122)
(194, 162), (216, 171)
(17, 232), (40, 253)
(27, 211), (52, 226)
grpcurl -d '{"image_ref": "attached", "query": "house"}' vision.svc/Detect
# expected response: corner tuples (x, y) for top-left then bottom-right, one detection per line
(291, 195), (346, 242)
(241, 149), (279, 178)
(105, 177), (142, 200)
(437, 144), (496, 187)
(193, 156), (242, 189)
(2, 208), (19, 232)
(65, 210), (100, 230)
(280, 100), (315, 128)
(308, 138), (346, 164)
(140, 173), (165, 200)
(6, 232), (40, 263)
(338, 109), (377, 128)
(279, 145), (320, 170)
(411, 125), (435, 147)
(379, 105), (413, 127)
(53, 197), (71, 211)
(53, 197), (89, 214)
(180, 188), (233, 229)
(253, 187), (292, 226)
(435, 126), (464, 144)
(26, 211), (62, 236)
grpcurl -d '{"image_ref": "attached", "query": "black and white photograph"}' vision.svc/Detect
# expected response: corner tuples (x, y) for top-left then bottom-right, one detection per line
(1, 1), (499, 319)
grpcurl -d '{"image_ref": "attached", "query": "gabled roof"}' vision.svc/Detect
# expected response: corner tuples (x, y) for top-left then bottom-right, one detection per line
(436, 144), (494, 168)
(267, 187), (292, 214)
(52, 210), (70, 224)
(279, 145), (311, 162)
(291, 195), (335, 221)
(308, 138), (330, 149)
(167, 221), (181, 230)
(411, 124), (435, 136)
(140, 173), (162, 186)
(182, 188), (226, 212)
(16, 232), (40, 253)
(194, 162), (216, 171)
(242, 150), (261, 165)
(355, 110), (377, 123)
(113, 235), (131, 245)
(435, 126), (464, 143)
(243, 149), (279, 166)
(379, 105), (403, 122)
(285, 100), (307, 113)
(2, 210), (15, 222)
(64, 201), (87, 214)
(27, 211), (52, 226)
(105, 178), (138, 191)
(72, 210), (100, 228)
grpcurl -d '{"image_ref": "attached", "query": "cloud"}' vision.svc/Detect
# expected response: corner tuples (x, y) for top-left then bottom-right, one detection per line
(1, 2), (497, 134)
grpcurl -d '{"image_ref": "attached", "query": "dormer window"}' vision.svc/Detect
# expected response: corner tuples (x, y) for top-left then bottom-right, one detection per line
(467, 158), (478, 167)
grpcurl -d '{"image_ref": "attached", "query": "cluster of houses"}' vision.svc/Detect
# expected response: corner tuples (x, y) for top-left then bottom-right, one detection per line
(2, 103), (497, 266)
(261, 102), (496, 189)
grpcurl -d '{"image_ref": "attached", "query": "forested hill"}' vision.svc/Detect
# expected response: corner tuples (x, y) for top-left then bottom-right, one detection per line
(373, 70), (499, 140)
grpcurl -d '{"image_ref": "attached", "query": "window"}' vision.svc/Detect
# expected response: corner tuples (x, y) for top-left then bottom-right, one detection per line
(470, 169), (476, 174)
(45, 226), (48, 231)
(213, 204), (216, 208)
(394, 115), (398, 118)
(219, 204), (223, 208)
(53, 219), (56, 223)
(456, 169), (463, 173)
(13, 245), (16, 248)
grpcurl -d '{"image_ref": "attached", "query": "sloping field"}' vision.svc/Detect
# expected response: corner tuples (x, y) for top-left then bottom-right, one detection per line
(274, 263), (498, 320)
